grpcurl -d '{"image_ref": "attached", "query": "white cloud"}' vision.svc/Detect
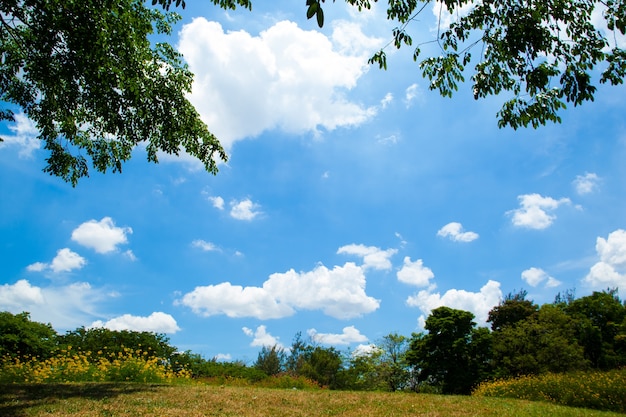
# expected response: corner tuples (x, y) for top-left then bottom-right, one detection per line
(381, 92), (393, 108)
(230, 198), (262, 221)
(192, 239), (219, 252)
(71, 217), (132, 254)
(521, 267), (561, 288)
(0, 279), (44, 309)
(507, 194), (571, 229)
(178, 18), (380, 150)
(437, 222), (479, 242)
(243, 325), (284, 348)
(26, 262), (47, 272)
(397, 257), (435, 287)
(584, 229), (626, 289)
(407, 280), (502, 326)
(308, 325), (368, 345)
(337, 244), (397, 270)
(90, 312), (180, 334)
(0, 280), (112, 331)
(351, 344), (381, 358)
(0, 112), (40, 157)
(208, 196), (225, 210)
(176, 260), (380, 320)
(214, 353), (232, 361)
(50, 248), (87, 273)
(573, 172), (600, 195)
(404, 83), (420, 106)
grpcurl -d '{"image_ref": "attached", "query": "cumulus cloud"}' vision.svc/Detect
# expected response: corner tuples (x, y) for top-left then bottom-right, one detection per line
(178, 18), (380, 150)
(71, 217), (132, 254)
(90, 312), (180, 334)
(521, 267), (561, 288)
(176, 260), (380, 320)
(308, 325), (368, 345)
(230, 198), (262, 221)
(337, 244), (397, 270)
(192, 239), (219, 252)
(208, 196), (225, 210)
(584, 229), (626, 289)
(397, 257), (435, 287)
(0, 112), (40, 157)
(27, 248), (87, 274)
(407, 280), (502, 326)
(437, 222), (479, 242)
(0, 280), (112, 331)
(507, 194), (571, 229)
(351, 343), (382, 358)
(243, 325), (284, 348)
(573, 172), (600, 195)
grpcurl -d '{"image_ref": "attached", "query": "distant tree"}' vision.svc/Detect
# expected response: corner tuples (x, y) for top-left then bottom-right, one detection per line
(299, 346), (343, 389)
(377, 333), (410, 392)
(0, 0), (227, 185)
(406, 306), (488, 394)
(285, 332), (309, 374)
(254, 345), (286, 376)
(342, 346), (387, 391)
(491, 304), (588, 377)
(57, 327), (177, 360)
(566, 289), (626, 369)
(487, 290), (538, 331)
(0, 311), (57, 360)
(307, 0), (626, 130)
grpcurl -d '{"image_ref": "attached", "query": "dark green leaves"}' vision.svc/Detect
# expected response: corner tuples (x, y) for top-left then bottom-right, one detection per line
(306, 0), (327, 28)
(1, 0), (227, 185)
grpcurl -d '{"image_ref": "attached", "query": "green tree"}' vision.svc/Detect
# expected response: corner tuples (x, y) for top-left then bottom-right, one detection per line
(254, 344), (286, 376)
(566, 289), (626, 369)
(1, 0), (226, 185)
(308, 0), (626, 129)
(491, 304), (588, 377)
(377, 332), (410, 391)
(406, 306), (488, 394)
(299, 345), (343, 388)
(487, 290), (539, 331)
(0, 311), (57, 360)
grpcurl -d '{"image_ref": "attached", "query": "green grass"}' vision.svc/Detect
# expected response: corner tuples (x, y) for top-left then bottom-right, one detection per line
(1, 383), (624, 417)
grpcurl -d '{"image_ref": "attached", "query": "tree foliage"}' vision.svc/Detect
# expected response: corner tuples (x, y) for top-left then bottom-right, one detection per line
(0, 0), (227, 185)
(0, 311), (56, 360)
(308, 0), (626, 129)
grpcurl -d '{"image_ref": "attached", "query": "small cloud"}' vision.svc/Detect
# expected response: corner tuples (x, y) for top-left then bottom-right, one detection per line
(573, 172), (600, 195)
(0, 112), (40, 157)
(377, 134), (399, 145)
(337, 244), (397, 270)
(192, 239), (219, 252)
(521, 267), (561, 288)
(123, 250), (137, 261)
(380, 92), (393, 109)
(26, 262), (48, 272)
(322, 171), (330, 179)
(404, 83), (420, 107)
(351, 344), (381, 358)
(71, 217), (132, 254)
(395, 232), (407, 247)
(90, 312), (180, 334)
(50, 248), (87, 273)
(214, 353), (232, 361)
(208, 196), (225, 210)
(0, 279), (45, 309)
(507, 194), (571, 230)
(584, 229), (626, 289)
(437, 222), (479, 242)
(307, 325), (368, 345)
(397, 257), (435, 287)
(230, 198), (262, 221)
(242, 325), (283, 348)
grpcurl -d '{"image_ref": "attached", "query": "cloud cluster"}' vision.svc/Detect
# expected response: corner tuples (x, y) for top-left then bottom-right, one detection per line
(178, 18), (380, 150)
(397, 257), (434, 287)
(584, 229), (626, 289)
(90, 312), (180, 334)
(71, 217), (132, 254)
(337, 244), (397, 270)
(27, 248), (87, 274)
(176, 261), (380, 320)
(521, 267), (561, 288)
(508, 193), (571, 229)
(243, 325), (283, 348)
(308, 326), (368, 345)
(0, 112), (40, 157)
(437, 222), (479, 242)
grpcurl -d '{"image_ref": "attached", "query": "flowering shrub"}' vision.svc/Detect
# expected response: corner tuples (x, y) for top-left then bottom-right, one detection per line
(472, 368), (626, 412)
(0, 346), (191, 384)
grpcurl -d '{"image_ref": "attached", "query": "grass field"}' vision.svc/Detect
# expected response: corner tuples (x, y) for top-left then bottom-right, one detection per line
(1, 383), (624, 417)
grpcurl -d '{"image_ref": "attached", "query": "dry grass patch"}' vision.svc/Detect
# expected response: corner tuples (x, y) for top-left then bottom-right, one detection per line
(2, 383), (624, 417)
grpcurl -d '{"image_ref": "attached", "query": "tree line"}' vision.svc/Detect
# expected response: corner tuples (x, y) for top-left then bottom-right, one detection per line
(2, 288), (625, 394)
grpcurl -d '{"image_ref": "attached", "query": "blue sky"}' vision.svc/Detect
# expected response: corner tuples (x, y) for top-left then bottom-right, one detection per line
(1, 1), (626, 362)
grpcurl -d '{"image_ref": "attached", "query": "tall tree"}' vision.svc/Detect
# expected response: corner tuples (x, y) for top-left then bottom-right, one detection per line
(0, 311), (57, 360)
(487, 290), (539, 331)
(254, 344), (286, 376)
(406, 306), (487, 394)
(1, 0), (226, 185)
(308, 0), (626, 129)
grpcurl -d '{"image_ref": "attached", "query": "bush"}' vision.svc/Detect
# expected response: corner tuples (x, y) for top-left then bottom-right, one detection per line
(472, 368), (626, 413)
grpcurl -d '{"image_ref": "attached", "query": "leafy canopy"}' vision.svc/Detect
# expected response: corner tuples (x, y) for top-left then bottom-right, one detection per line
(307, 0), (626, 129)
(0, 0), (227, 185)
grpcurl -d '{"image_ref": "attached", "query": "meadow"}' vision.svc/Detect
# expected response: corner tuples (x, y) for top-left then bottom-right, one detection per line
(2, 383), (625, 417)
